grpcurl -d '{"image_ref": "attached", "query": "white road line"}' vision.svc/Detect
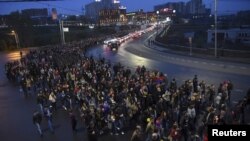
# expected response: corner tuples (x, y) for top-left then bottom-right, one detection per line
(228, 65), (235, 68)
(202, 62), (207, 64)
(239, 67), (247, 70)
(219, 64), (224, 67)
(232, 101), (238, 104)
(234, 89), (244, 93)
(211, 63), (216, 66)
(194, 61), (198, 64)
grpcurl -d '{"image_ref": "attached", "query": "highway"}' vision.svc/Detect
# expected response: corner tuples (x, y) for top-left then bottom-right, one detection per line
(0, 30), (249, 141)
(87, 31), (250, 104)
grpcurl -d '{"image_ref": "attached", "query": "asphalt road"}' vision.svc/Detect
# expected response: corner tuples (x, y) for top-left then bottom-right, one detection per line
(87, 32), (250, 104)
(0, 31), (249, 141)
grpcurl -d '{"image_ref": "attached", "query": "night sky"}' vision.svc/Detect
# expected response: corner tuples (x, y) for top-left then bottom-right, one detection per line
(0, 0), (250, 15)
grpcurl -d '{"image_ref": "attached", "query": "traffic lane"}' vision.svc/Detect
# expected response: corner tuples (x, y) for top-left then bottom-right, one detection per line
(88, 43), (250, 102)
(141, 30), (250, 69)
(127, 39), (250, 76)
(89, 42), (250, 88)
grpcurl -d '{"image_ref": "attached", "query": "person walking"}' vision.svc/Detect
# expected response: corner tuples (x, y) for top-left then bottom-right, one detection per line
(131, 125), (143, 141)
(44, 106), (54, 133)
(69, 110), (77, 133)
(37, 90), (45, 115)
(88, 122), (98, 141)
(32, 111), (43, 137)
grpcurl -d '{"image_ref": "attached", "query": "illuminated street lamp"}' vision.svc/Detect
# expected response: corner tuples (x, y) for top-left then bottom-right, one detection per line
(11, 30), (20, 49)
(156, 10), (159, 35)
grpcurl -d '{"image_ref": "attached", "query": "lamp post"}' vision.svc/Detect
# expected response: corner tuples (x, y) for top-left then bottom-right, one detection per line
(156, 10), (159, 35)
(11, 30), (20, 49)
(189, 37), (192, 56)
(59, 20), (65, 45)
(214, 0), (217, 58)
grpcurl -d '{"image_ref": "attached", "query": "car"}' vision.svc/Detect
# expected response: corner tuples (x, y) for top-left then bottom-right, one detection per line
(104, 38), (118, 45)
(108, 42), (119, 50)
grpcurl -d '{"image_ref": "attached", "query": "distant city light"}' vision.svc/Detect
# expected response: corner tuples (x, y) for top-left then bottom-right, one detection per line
(89, 24), (95, 29)
(119, 6), (127, 9)
(114, 0), (120, 4)
(163, 8), (168, 12)
(95, 0), (101, 2)
(166, 17), (170, 22)
(173, 10), (176, 13)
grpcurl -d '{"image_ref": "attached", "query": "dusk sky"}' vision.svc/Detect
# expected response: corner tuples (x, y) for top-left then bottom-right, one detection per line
(0, 0), (250, 15)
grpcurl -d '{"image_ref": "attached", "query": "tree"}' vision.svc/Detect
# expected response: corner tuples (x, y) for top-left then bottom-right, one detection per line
(0, 39), (8, 51)
(6, 11), (35, 48)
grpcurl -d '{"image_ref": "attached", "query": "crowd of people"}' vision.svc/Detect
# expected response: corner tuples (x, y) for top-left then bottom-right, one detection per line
(4, 35), (250, 141)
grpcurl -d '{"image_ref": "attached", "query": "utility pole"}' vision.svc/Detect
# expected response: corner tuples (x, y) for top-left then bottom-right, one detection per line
(214, 0), (217, 58)
(156, 10), (159, 35)
(61, 20), (65, 44)
(11, 30), (20, 49)
(59, 19), (62, 45)
(189, 37), (192, 56)
(59, 20), (65, 45)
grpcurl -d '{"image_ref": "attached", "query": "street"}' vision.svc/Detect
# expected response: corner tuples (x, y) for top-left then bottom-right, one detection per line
(0, 32), (249, 141)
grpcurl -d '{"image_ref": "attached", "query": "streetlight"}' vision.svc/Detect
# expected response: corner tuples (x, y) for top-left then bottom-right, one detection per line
(156, 10), (159, 35)
(59, 20), (65, 45)
(189, 37), (192, 56)
(11, 30), (20, 49)
(214, 0), (217, 58)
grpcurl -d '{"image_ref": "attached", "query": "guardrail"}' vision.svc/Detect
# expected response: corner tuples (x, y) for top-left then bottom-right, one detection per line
(154, 39), (250, 58)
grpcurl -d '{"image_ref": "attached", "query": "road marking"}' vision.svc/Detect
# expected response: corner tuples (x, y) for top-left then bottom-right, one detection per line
(232, 101), (238, 104)
(202, 62), (207, 64)
(234, 89), (244, 93)
(211, 63), (216, 66)
(239, 67), (247, 70)
(194, 61), (198, 64)
(228, 65), (235, 68)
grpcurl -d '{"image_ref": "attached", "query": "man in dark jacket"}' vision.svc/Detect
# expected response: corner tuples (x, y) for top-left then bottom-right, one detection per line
(32, 111), (43, 137)
(69, 110), (77, 132)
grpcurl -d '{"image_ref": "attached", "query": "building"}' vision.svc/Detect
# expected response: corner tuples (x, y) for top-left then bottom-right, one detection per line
(207, 28), (250, 45)
(99, 8), (127, 26)
(154, 2), (185, 16)
(126, 11), (157, 25)
(154, 0), (210, 17)
(51, 8), (58, 20)
(21, 8), (50, 25)
(186, 0), (207, 16)
(85, 0), (121, 22)
(21, 8), (48, 18)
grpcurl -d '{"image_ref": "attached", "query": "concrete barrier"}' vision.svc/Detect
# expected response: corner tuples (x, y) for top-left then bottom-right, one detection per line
(154, 40), (250, 58)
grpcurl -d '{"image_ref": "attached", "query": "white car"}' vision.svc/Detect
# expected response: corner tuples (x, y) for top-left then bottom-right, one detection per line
(104, 38), (118, 45)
